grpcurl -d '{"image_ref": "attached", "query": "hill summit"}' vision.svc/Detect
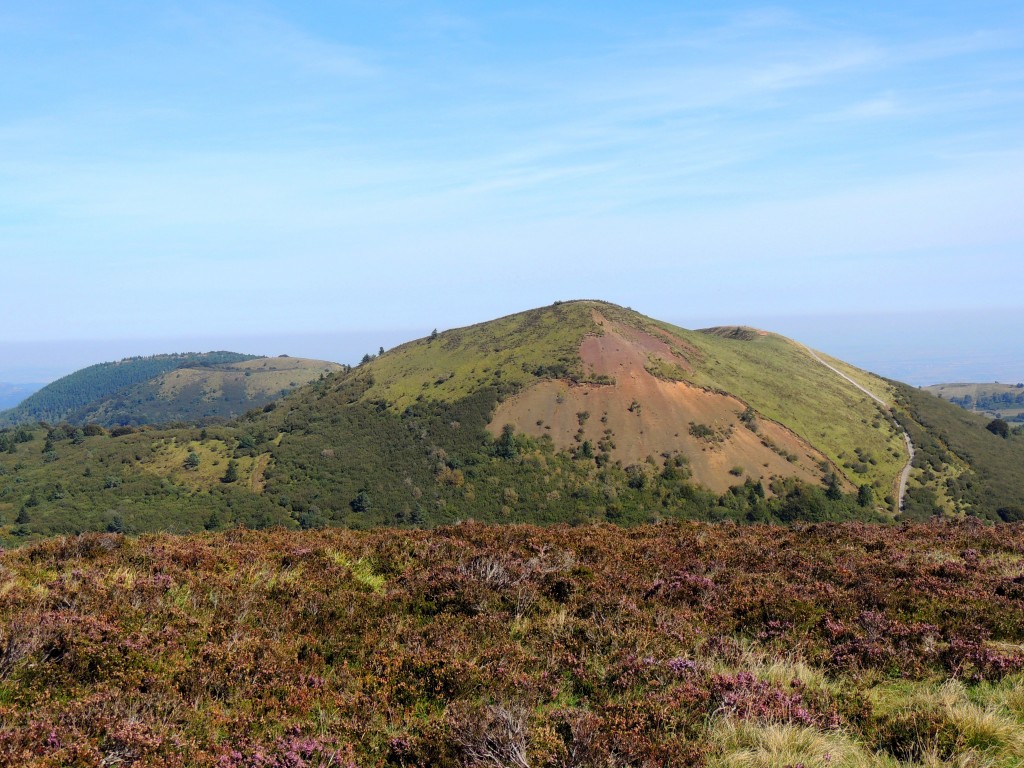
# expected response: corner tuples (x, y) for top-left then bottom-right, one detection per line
(3, 300), (1023, 543)
(353, 300), (904, 497)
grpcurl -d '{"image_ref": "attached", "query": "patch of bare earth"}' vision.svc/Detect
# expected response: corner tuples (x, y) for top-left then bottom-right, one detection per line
(489, 317), (836, 494)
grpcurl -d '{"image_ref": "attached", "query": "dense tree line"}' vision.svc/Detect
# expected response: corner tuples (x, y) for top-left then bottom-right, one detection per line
(0, 369), (883, 544)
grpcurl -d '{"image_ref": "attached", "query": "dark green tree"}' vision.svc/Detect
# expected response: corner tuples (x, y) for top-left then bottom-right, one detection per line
(986, 418), (1010, 438)
(221, 460), (239, 483)
(184, 451), (201, 469)
(625, 464), (647, 490)
(739, 407), (758, 431)
(495, 424), (519, 460)
(997, 505), (1024, 522)
(825, 473), (843, 501)
(351, 490), (371, 514)
(298, 507), (328, 529)
(857, 484), (874, 508)
(107, 514), (130, 534)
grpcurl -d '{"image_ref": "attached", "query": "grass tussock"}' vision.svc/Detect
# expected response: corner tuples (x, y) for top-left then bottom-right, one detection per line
(869, 679), (1024, 766)
(708, 720), (902, 768)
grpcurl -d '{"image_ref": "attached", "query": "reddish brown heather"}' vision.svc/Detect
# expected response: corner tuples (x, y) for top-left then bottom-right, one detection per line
(0, 521), (1022, 766)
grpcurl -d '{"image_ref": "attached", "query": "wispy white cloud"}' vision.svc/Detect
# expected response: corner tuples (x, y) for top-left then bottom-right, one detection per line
(817, 94), (904, 121)
(163, 5), (378, 78)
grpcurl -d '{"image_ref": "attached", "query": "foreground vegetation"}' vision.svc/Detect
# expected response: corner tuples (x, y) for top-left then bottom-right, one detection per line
(1, 522), (1023, 766)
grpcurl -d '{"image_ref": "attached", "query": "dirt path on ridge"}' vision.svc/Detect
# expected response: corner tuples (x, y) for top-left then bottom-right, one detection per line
(797, 343), (915, 513)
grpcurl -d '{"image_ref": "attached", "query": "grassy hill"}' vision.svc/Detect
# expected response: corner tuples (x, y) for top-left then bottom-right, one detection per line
(0, 300), (1021, 543)
(0, 352), (258, 426)
(1, 522), (1023, 765)
(0, 353), (342, 428)
(69, 355), (344, 426)
(356, 301), (905, 498)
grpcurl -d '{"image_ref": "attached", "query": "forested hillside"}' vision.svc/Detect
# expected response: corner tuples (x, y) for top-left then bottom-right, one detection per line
(0, 352), (258, 426)
(68, 356), (343, 427)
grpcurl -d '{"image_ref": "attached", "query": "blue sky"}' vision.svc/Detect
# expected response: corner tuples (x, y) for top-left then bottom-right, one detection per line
(1, 2), (1022, 381)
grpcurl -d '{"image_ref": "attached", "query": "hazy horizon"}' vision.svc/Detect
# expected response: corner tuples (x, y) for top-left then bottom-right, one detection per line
(2, 306), (1020, 390)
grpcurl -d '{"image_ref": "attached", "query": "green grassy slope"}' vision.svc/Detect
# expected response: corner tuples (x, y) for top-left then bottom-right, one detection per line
(0, 424), (292, 541)
(583, 304), (906, 499)
(678, 327), (904, 498)
(356, 300), (599, 408)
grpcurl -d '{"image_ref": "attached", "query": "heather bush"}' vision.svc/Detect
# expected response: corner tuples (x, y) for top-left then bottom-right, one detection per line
(1, 522), (1023, 764)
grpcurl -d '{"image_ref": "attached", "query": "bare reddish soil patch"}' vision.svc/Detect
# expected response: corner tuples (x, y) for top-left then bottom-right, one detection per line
(490, 318), (835, 493)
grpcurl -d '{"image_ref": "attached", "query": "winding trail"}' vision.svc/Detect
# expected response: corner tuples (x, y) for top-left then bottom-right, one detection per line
(798, 343), (915, 512)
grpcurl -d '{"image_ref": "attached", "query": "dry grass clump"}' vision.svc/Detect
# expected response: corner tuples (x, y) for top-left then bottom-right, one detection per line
(707, 720), (903, 768)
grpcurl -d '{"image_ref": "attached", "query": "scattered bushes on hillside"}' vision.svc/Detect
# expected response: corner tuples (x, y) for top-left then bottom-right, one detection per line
(987, 418), (1010, 438)
(1, 379), (889, 544)
(0, 352), (261, 427)
(892, 382), (1024, 519)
